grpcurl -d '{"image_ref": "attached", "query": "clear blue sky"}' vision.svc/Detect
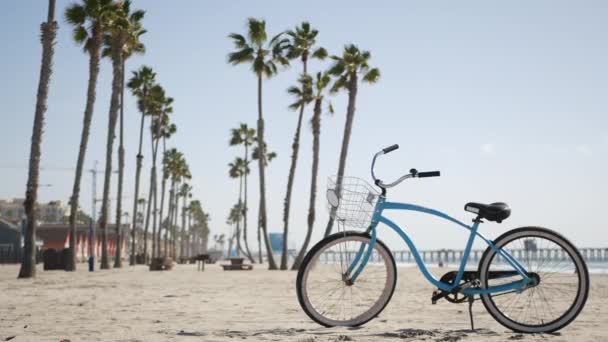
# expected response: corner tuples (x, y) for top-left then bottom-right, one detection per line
(1, 1), (606, 251)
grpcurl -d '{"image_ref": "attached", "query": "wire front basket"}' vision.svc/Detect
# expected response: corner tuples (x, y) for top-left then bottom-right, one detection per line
(326, 176), (380, 230)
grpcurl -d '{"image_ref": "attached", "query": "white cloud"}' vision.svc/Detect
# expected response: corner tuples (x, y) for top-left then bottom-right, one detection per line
(576, 144), (592, 156)
(480, 143), (495, 155)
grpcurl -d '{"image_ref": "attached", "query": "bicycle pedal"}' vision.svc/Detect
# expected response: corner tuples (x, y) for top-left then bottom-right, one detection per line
(431, 290), (443, 304)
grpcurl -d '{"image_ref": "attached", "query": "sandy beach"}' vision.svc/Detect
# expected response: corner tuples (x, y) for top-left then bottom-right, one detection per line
(0, 263), (606, 342)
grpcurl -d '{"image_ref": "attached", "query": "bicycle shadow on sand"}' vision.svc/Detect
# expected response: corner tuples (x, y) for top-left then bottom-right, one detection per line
(171, 327), (561, 341)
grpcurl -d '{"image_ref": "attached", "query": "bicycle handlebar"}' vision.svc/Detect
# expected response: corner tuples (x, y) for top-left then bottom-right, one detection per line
(371, 144), (440, 190)
(382, 144), (399, 154)
(418, 171), (441, 178)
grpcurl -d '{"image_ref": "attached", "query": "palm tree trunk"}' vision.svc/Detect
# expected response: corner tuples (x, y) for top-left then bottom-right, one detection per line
(130, 90), (147, 265)
(257, 203), (262, 263)
(239, 165), (255, 264)
(180, 190), (187, 259)
(187, 211), (193, 256)
(256, 73), (278, 269)
(280, 59), (308, 270)
(99, 36), (124, 270)
(324, 73), (358, 237)
(18, 0), (57, 279)
(242, 145), (255, 263)
(292, 97), (322, 270)
(280, 105), (304, 269)
(151, 138), (160, 259)
(164, 179), (175, 256)
(157, 138), (167, 257)
(142, 170), (153, 262)
(67, 26), (101, 272)
(235, 176), (242, 257)
(172, 184), (180, 259)
(143, 127), (159, 262)
(113, 57), (126, 268)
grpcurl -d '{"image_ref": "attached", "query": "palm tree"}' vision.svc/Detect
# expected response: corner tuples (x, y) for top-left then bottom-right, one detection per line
(191, 204), (211, 254)
(179, 183), (192, 259)
(324, 44), (380, 237)
(127, 65), (156, 265)
(280, 22), (327, 269)
(138, 84), (168, 262)
(251, 142), (277, 263)
(157, 121), (176, 257)
(188, 200), (200, 254)
(229, 124), (256, 261)
(64, 0), (116, 272)
(149, 88), (174, 260)
(99, 2), (138, 269)
(292, 72), (333, 270)
(228, 18), (290, 269)
(18, 0), (58, 279)
(279, 75), (314, 269)
(162, 148), (182, 256)
(103, 0), (146, 269)
(226, 203), (243, 257)
(164, 150), (190, 259)
(228, 157), (253, 261)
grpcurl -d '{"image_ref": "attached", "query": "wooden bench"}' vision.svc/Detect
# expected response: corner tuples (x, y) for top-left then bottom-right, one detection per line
(221, 257), (253, 271)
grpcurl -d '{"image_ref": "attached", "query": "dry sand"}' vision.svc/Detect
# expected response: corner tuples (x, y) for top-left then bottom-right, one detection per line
(1, 263), (606, 341)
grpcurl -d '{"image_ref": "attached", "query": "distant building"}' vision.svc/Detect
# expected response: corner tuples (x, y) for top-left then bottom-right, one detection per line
(0, 198), (67, 224)
(37, 223), (129, 262)
(269, 233), (283, 253)
(0, 219), (130, 263)
(0, 219), (22, 263)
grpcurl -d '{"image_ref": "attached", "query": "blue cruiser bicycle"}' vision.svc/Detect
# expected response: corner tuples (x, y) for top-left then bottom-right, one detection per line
(296, 144), (589, 333)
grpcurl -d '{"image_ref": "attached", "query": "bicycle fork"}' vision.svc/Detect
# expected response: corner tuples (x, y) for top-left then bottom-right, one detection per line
(343, 227), (378, 284)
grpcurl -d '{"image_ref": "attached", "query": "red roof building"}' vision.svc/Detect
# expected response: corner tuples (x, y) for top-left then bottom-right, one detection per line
(37, 224), (129, 262)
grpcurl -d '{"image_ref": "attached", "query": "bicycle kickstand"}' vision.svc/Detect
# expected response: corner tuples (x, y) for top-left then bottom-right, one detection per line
(467, 295), (475, 331)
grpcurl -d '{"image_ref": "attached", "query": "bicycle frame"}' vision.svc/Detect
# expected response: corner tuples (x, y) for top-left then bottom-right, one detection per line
(345, 196), (532, 295)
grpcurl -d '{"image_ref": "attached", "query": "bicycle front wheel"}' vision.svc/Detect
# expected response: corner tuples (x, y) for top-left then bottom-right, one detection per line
(479, 227), (589, 333)
(296, 231), (397, 327)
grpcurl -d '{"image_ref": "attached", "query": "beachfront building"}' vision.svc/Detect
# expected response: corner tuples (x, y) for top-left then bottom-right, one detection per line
(0, 198), (67, 224)
(37, 223), (130, 262)
(0, 219), (22, 263)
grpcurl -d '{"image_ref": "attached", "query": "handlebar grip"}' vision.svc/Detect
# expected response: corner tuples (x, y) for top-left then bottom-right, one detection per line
(382, 144), (399, 154)
(418, 171), (440, 178)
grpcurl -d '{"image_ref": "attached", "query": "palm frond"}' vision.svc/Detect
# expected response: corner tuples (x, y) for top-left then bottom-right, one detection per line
(227, 47), (254, 65)
(328, 102), (335, 114)
(330, 75), (348, 93)
(288, 102), (302, 110)
(247, 18), (267, 47)
(327, 59), (346, 76)
(361, 50), (371, 61)
(316, 72), (331, 92)
(252, 57), (265, 74)
(130, 9), (145, 22)
(228, 33), (248, 49)
(65, 4), (86, 26)
(72, 26), (89, 45)
(362, 67), (380, 83)
(312, 47), (328, 60)
(287, 86), (302, 96)
(268, 31), (286, 48)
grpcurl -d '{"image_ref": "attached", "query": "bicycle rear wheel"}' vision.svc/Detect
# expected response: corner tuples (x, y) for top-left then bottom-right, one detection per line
(296, 231), (397, 327)
(479, 227), (589, 333)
